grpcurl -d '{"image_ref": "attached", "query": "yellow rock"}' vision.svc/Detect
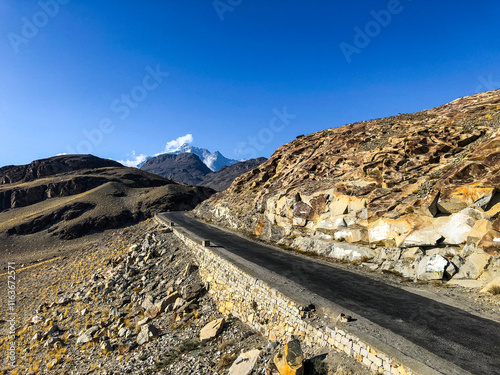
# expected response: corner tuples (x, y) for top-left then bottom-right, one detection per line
(328, 195), (350, 216)
(438, 186), (495, 213)
(468, 219), (493, 242)
(273, 337), (304, 375)
(347, 196), (366, 213)
(486, 201), (500, 216)
(200, 318), (225, 341)
(450, 186), (495, 205)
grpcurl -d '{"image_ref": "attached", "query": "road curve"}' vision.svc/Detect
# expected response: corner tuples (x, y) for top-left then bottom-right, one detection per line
(160, 211), (500, 375)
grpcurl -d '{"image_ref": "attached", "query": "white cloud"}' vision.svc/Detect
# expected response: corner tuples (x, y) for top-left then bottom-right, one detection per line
(56, 153), (68, 156)
(118, 151), (148, 168)
(163, 134), (193, 153)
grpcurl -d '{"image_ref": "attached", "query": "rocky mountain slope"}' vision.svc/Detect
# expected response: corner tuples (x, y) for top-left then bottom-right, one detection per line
(0, 155), (214, 251)
(141, 153), (266, 191)
(194, 90), (500, 287)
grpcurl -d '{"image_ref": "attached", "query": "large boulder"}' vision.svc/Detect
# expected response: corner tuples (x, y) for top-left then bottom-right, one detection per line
(401, 227), (443, 248)
(416, 254), (454, 281)
(228, 349), (261, 375)
(441, 208), (482, 245)
(137, 323), (159, 345)
(437, 186), (495, 214)
(200, 318), (224, 341)
(454, 250), (491, 280)
(273, 337), (304, 375)
(368, 219), (411, 247)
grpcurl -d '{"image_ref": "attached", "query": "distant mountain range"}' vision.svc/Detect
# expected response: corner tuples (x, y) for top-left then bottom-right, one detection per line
(137, 143), (239, 172)
(140, 153), (266, 191)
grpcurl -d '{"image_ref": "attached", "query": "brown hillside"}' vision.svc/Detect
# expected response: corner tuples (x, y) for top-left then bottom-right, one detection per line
(0, 155), (214, 263)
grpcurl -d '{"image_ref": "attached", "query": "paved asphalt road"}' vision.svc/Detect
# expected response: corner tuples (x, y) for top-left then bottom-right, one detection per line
(160, 211), (500, 375)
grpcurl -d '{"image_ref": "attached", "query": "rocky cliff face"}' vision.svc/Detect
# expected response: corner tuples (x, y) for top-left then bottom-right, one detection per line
(194, 90), (500, 286)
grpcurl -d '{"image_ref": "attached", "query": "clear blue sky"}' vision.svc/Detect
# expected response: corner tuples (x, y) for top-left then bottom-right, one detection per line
(1, 0), (500, 166)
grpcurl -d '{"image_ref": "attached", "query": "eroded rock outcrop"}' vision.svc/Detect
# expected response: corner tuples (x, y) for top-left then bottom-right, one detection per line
(195, 90), (500, 285)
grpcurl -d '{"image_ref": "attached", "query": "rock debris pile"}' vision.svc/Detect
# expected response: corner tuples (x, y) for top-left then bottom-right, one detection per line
(1, 221), (368, 375)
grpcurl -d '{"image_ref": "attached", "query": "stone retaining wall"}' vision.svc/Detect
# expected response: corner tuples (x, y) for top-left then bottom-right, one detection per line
(170, 226), (415, 375)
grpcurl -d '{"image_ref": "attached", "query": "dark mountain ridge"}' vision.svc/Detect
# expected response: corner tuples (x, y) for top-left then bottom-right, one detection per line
(0, 154), (122, 184)
(140, 153), (212, 186)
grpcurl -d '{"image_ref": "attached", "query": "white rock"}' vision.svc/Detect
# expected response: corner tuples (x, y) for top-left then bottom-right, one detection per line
(76, 333), (92, 345)
(417, 254), (449, 280)
(333, 228), (366, 243)
(401, 227), (443, 247)
(31, 315), (43, 324)
(315, 215), (345, 230)
(228, 349), (261, 375)
(441, 211), (478, 245)
(368, 219), (410, 245)
(331, 244), (374, 262)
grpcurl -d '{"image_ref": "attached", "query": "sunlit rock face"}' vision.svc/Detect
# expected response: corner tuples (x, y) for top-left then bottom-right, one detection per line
(195, 90), (500, 283)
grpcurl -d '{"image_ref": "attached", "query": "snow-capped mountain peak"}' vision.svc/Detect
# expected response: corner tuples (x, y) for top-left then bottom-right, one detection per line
(169, 143), (238, 171)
